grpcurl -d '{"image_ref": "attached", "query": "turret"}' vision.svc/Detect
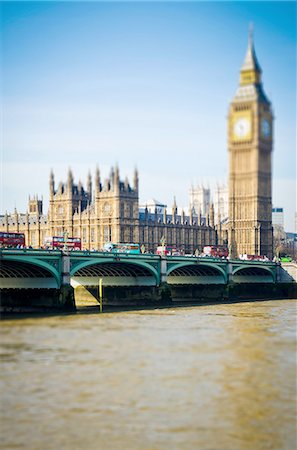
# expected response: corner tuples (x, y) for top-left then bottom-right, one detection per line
(67, 168), (73, 194)
(181, 209), (185, 225)
(95, 166), (101, 194)
(87, 171), (92, 201)
(133, 167), (139, 192)
(189, 206), (194, 226)
(28, 195), (43, 215)
(114, 164), (120, 193)
(114, 164), (120, 184)
(49, 169), (55, 196)
(210, 203), (215, 228)
(172, 197), (177, 224)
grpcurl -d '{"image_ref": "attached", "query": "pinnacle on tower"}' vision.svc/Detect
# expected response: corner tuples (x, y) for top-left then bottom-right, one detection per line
(133, 166), (139, 191)
(240, 24), (262, 86)
(67, 167), (74, 191)
(95, 166), (101, 193)
(210, 203), (215, 227)
(87, 171), (92, 202)
(114, 164), (120, 192)
(115, 164), (120, 181)
(49, 169), (55, 194)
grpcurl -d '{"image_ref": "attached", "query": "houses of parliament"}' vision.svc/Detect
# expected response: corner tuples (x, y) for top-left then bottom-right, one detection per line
(1, 30), (273, 258)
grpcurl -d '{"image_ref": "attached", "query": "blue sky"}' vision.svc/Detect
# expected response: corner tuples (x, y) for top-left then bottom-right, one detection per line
(1, 1), (296, 230)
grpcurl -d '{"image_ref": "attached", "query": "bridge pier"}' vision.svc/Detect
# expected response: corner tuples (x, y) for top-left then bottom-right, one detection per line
(60, 254), (75, 310)
(160, 256), (168, 284)
(227, 261), (234, 283)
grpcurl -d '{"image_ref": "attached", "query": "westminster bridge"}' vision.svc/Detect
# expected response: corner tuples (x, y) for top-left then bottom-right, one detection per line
(0, 249), (296, 309)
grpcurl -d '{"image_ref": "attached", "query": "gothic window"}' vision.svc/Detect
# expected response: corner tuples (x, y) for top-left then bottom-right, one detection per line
(103, 203), (111, 215)
(120, 227), (125, 242)
(129, 204), (133, 218)
(130, 227), (134, 242)
(30, 231), (36, 246)
(140, 227), (145, 242)
(90, 228), (95, 242)
(103, 226), (109, 243)
(82, 228), (87, 243)
(103, 226), (112, 243)
(58, 206), (64, 215)
(150, 227), (154, 243)
(120, 202), (125, 218)
(177, 229), (181, 244)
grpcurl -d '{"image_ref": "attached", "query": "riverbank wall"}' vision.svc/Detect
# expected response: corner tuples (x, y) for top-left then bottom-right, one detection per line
(1, 282), (296, 312)
(74, 282), (297, 308)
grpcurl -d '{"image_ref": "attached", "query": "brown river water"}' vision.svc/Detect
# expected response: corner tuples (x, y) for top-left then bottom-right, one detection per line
(0, 300), (296, 450)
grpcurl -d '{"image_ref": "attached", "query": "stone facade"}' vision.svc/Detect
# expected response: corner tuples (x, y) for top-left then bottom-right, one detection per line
(228, 29), (273, 259)
(1, 166), (218, 253)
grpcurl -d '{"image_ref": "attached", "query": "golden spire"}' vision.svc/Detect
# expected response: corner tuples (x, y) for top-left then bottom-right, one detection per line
(240, 24), (262, 85)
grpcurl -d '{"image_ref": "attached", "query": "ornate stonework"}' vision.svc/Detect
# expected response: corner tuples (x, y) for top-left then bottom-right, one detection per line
(1, 165), (217, 254)
(228, 28), (273, 258)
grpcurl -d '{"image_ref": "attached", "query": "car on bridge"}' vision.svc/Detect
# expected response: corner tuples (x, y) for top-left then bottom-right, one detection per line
(103, 243), (141, 254)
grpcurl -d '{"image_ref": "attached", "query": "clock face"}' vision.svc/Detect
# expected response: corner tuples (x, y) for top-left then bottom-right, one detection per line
(234, 118), (250, 138)
(261, 118), (271, 137)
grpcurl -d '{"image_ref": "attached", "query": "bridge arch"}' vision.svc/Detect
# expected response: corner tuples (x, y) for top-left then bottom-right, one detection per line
(71, 259), (160, 287)
(232, 265), (275, 283)
(0, 258), (61, 288)
(167, 262), (227, 285)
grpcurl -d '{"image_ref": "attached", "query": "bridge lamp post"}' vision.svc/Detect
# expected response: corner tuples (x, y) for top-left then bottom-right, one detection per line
(98, 278), (103, 313)
(160, 235), (166, 257)
(63, 230), (69, 254)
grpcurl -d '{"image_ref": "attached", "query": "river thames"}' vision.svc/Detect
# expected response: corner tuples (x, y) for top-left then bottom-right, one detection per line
(1, 299), (296, 450)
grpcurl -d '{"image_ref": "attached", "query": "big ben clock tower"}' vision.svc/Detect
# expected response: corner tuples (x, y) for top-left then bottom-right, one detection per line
(228, 27), (273, 259)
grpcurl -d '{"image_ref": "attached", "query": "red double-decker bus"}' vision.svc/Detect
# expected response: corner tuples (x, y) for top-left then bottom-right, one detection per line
(52, 236), (81, 250)
(43, 236), (81, 250)
(203, 245), (229, 258)
(0, 232), (25, 248)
